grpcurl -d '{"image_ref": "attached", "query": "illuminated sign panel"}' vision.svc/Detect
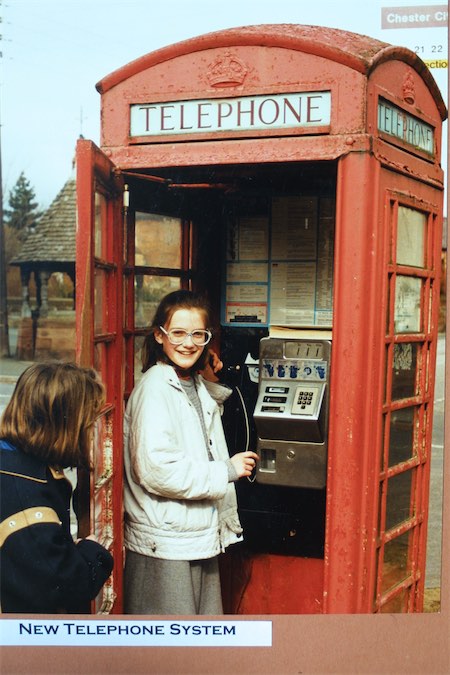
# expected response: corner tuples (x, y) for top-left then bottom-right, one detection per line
(130, 91), (331, 138)
(378, 98), (435, 155)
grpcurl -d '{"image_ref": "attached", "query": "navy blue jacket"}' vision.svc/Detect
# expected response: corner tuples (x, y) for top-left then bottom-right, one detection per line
(0, 440), (113, 613)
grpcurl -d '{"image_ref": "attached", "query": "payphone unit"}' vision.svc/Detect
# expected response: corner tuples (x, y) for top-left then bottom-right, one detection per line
(254, 336), (331, 488)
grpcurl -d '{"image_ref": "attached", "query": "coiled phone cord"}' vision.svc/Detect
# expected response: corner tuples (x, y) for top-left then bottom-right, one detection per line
(230, 384), (256, 612)
(234, 385), (256, 482)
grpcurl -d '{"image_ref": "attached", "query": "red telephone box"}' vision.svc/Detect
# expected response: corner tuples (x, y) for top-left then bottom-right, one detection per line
(75, 24), (446, 614)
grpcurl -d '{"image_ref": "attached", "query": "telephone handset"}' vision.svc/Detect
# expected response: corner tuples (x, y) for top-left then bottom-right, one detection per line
(253, 336), (331, 489)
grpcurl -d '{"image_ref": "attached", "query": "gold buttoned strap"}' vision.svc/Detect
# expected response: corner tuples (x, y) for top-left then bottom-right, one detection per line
(0, 507), (62, 547)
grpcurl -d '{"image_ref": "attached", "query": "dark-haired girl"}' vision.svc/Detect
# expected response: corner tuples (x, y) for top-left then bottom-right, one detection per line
(123, 290), (258, 614)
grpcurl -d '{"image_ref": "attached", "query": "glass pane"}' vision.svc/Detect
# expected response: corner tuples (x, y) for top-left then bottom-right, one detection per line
(428, 283), (433, 335)
(394, 275), (422, 333)
(123, 275), (129, 330)
(386, 470), (413, 529)
(135, 212), (182, 268)
(93, 482), (114, 549)
(389, 408), (415, 466)
(94, 192), (107, 259)
(94, 268), (108, 334)
(123, 187), (130, 265)
(92, 412), (113, 486)
(380, 414), (387, 472)
(381, 530), (411, 593)
(391, 343), (418, 400)
(134, 335), (145, 384)
(380, 587), (410, 613)
(386, 279), (391, 333)
(94, 341), (107, 376)
(134, 275), (180, 328)
(94, 575), (115, 614)
(396, 206), (426, 268)
(377, 480), (384, 537)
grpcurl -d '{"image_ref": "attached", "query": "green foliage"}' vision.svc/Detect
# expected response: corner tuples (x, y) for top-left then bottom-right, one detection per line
(4, 172), (42, 234)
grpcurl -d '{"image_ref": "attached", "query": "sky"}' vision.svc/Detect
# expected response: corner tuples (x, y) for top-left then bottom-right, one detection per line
(1, 0), (448, 210)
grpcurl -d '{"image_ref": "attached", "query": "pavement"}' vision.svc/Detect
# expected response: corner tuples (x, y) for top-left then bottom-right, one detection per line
(426, 333), (445, 592)
(0, 357), (34, 412)
(0, 356), (34, 379)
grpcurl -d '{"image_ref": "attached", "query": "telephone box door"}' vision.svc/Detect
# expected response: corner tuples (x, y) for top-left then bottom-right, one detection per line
(75, 139), (124, 613)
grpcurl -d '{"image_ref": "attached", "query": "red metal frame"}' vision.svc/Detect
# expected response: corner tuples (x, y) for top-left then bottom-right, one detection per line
(323, 151), (385, 613)
(76, 139), (125, 612)
(375, 189), (441, 613)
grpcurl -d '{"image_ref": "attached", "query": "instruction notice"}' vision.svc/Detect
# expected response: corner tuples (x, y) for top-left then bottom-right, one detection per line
(223, 196), (334, 327)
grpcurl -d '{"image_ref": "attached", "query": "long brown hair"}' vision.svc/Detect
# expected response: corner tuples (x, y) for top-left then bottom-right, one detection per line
(141, 289), (211, 373)
(0, 361), (105, 469)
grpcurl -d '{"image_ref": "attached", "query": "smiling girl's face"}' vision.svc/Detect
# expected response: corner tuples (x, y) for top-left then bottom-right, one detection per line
(155, 308), (207, 376)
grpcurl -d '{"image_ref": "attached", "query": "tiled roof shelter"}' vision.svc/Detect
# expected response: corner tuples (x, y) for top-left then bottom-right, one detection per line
(10, 178), (76, 318)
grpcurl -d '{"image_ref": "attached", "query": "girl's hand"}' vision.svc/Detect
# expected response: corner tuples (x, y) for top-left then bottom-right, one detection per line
(230, 451), (259, 479)
(200, 349), (223, 382)
(75, 534), (99, 544)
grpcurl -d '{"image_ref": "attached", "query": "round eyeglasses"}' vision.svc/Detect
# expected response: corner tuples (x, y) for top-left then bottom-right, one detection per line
(159, 326), (212, 346)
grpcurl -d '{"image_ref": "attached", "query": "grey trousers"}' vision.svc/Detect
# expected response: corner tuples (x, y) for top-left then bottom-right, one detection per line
(124, 550), (224, 615)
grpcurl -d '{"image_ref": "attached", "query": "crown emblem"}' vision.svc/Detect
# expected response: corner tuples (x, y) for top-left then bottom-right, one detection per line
(402, 71), (415, 105)
(206, 51), (248, 88)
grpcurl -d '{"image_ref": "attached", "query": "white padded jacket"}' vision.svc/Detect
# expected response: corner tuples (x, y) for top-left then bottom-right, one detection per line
(123, 363), (243, 560)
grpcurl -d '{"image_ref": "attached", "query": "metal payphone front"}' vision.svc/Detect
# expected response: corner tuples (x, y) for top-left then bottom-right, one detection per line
(254, 336), (331, 489)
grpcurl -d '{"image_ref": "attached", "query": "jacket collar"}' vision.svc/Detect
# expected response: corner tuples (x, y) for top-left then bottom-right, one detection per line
(0, 441), (48, 481)
(155, 362), (200, 391)
(154, 363), (217, 416)
(157, 363), (185, 391)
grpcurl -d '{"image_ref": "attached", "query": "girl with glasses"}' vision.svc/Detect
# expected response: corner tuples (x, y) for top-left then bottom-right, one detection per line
(123, 289), (258, 614)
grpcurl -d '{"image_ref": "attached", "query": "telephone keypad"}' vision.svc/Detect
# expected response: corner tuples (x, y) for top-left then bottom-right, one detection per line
(296, 391), (313, 409)
(291, 385), (320, 416)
